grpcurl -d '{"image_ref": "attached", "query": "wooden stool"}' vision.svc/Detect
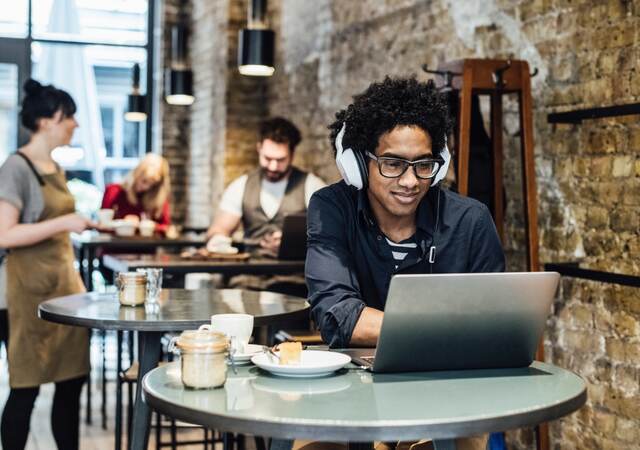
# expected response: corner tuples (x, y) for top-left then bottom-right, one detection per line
(433, 58), (546, 450)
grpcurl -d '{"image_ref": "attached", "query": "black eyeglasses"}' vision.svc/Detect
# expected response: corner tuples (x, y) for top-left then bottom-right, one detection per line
(365, 151), (443, 180)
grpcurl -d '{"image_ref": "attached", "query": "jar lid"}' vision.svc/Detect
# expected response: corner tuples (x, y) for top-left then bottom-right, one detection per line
(175, 329), (228, 353)
(117, 272), (147, 284)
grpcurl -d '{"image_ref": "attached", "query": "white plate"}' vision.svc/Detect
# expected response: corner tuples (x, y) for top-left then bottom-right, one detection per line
(251, 350), (351, 378)
(252, 372), (352, 395)
(230, 344), (263, 365)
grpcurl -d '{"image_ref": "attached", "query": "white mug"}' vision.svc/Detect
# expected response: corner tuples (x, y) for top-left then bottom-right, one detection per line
(199, 313), (253, 353)
(96, 208), (114, 225)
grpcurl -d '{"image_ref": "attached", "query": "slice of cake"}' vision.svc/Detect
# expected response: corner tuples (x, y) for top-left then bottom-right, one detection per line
(277, 341), (302, 365)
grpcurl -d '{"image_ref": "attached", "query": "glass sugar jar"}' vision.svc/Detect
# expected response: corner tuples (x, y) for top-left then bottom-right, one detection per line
(169, 329), (229, 389)
(116, 272), (147, 306)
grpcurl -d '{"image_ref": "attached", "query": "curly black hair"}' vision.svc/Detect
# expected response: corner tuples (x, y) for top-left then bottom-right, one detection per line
(328, 76), (452, 158)
(259, 117), (302, 152)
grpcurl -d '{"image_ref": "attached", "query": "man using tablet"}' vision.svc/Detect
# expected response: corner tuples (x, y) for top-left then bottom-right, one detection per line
(305, 77), (505, 450)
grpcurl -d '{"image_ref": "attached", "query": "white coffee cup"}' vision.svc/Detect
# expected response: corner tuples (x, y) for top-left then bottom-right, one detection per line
(139, 219), (156, 237)
(199, 313), (253, 353)
(97, 208), (114, 225)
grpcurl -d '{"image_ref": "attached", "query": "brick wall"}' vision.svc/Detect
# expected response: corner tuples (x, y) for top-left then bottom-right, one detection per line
(184, 0), (230, 227)
(163, 1), (639, 446)
(161, 0), (269, 227)
(158, 0), (192, 225)
(265, 1), (640, 449)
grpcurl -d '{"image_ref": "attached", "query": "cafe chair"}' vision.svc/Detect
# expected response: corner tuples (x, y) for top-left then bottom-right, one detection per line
(273, 329), (323, 346)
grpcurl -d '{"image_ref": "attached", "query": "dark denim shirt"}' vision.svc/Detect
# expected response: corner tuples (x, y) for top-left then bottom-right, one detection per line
(305, 181), (506, 348)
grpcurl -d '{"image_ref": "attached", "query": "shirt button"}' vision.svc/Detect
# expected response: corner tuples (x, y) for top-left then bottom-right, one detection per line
(377, 235), (382, 241)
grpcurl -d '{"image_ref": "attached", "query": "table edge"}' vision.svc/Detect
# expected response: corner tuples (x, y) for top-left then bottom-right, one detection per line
(38, 297), (310, 331)
(102, 255), (305, 274)
(141, 365), (587, 442)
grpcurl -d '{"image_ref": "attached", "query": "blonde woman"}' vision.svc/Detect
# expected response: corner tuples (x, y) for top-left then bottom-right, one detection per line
(101, 153), (172, 231)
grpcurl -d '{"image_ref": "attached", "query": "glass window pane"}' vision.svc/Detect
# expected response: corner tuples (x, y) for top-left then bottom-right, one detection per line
(104, 168), (128, 185)
(0, 0), (28, 38)
(32, 0), (148, 46)
(32, 41), (147, 189)
(123, 120), (141, 158)
(0, 63), (19, 164)
(100, 106), (114, 157)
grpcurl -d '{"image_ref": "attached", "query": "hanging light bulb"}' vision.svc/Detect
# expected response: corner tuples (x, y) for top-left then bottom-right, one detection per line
(238, 0), (275, 76)
(166, 2), (195, 106)
(125, 63), (147, 122)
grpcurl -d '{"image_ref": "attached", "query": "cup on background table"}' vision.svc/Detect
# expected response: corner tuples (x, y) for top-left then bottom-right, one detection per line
(165, 224), (181, 239)
(199, 313), (253, 354)
(139, 219), (156, 237)
(96, 208), (114, 227)
(136, 268), (163, 314)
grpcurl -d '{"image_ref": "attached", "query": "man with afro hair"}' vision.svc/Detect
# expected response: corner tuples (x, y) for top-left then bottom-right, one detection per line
(302, 76), (504, 449)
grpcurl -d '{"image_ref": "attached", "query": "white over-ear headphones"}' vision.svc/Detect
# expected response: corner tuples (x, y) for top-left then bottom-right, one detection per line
(432, 135), (451, 186)
(334, 122), (451, 190)
(334, 122), (367, 190)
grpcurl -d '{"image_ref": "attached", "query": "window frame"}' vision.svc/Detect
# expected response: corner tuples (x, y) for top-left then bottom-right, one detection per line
(0, 0), (156, 154)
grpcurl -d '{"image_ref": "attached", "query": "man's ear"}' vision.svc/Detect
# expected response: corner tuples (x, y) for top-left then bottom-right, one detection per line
(256, 141), (263, 153)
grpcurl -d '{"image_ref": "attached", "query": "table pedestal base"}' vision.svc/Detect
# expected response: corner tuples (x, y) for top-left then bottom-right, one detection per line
(130, 331), (162, 450)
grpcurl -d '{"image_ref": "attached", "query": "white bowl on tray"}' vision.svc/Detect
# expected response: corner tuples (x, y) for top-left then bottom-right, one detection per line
(111, 220), (137, 237)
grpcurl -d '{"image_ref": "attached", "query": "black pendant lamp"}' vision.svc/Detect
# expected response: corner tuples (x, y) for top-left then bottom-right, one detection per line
(238, 0), (275, 76)
(165, 2), (194, 106)
(125, 63), (147, 122)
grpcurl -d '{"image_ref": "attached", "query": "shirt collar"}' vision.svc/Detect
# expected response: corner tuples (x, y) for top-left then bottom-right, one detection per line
(356, 187), (438, 236)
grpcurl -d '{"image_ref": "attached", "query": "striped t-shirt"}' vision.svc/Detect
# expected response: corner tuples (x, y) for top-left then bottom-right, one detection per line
(385, 236), (419, 270)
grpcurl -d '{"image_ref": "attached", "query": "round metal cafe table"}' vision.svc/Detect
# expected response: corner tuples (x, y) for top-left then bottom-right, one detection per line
(39, 289), (309, 450)
(142, 360), (586, 450)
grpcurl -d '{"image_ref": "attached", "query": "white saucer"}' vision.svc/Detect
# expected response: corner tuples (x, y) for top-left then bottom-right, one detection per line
(230, 344), (263, 365)
(252, 372), (352, 394)
(251, 350), (351, 378)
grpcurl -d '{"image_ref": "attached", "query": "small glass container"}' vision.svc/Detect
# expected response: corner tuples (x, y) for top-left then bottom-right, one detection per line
(116, 272), (147, 306)
(169, 330), (229, 389)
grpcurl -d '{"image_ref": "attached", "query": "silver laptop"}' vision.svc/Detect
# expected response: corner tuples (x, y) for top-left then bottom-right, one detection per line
(348, 272), (560, 373)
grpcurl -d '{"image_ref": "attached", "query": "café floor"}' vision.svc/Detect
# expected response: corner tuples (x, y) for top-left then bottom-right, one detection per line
(0, 333), (240, 450)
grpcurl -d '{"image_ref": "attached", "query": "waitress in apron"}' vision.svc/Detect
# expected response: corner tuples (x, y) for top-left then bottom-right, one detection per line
(0, 79), (93, 450)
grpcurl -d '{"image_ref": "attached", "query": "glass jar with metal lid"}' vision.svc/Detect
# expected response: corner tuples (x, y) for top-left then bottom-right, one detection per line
(116, 272), (147, 306)
(169, 329), (229, 389)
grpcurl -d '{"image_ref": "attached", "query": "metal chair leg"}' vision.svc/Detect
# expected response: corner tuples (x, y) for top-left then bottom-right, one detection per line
(115, 331), (123, 450)
(101, 329), (108, 430)
(171, 418), (177, 450)
(255, 436), (267, 450)
(86, 328), (93, 425)
(155, 412), (161, 450)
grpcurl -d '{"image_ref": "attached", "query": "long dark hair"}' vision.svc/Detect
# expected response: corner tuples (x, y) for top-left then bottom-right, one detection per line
(20, 79), (76, 132)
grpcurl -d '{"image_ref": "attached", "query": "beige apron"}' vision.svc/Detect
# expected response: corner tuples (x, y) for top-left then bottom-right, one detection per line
(6, 169), (89, 388)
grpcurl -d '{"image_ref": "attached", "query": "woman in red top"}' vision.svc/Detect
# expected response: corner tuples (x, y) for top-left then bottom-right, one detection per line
(101, 153), (171, 231)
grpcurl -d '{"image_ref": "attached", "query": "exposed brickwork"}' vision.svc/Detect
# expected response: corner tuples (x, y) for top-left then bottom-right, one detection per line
(264, 1), (640, 449)
(185, 0), (230, 227)
(161, 0), (639, 446)
(158, 0), (192, 225)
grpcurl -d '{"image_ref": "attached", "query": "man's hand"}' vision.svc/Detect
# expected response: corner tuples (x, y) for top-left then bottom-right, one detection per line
(259, 231), (282, 252)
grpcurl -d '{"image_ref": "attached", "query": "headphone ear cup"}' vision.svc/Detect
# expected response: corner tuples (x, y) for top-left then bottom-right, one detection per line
(336, 147), (364, 190)
(432, 144), (451, 186)
(353, 149), (368, 188)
